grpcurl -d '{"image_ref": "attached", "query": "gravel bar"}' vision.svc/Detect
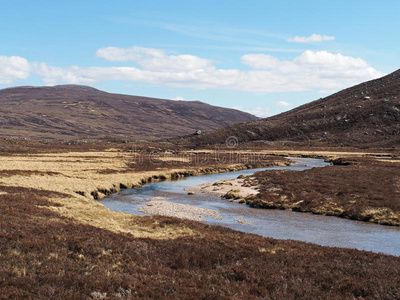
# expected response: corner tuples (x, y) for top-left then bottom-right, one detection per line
(138, 197), (223, 222)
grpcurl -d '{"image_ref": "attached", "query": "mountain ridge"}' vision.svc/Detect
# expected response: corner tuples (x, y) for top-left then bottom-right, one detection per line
(176, 69), (400, 149)
(0, 85), (258, 140)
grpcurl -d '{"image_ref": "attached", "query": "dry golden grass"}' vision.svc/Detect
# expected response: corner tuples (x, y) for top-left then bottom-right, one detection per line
(0, 151), (200, 239)
(46, 196), (196, 239)
(377, 159), (400, 163)
(0, 149), (286, 239)
(1, 151), (181, 196)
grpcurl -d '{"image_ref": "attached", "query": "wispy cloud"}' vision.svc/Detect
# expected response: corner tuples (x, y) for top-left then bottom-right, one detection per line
(163, 23), (285, 47)
(288, 34), (335, 43)
(153, 44), (303, 53)
(107, 13), (290, 50)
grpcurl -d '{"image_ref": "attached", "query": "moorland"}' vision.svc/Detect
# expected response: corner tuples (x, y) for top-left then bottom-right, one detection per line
(1, 70), (400, 299)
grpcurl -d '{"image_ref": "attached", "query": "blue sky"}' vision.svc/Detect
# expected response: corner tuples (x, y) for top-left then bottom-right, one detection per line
(1, 0), (399, 117)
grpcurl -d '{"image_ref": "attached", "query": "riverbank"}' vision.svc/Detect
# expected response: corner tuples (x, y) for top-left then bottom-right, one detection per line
(192, 156), (400, 226)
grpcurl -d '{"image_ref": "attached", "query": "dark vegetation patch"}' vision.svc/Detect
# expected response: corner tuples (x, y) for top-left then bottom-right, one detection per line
(246, 157), (400, 225)
(1, 185), (400, 299)
(123, 152), (289, 173)
(0, 170), (62, 177)
(0, 137), (120, 154)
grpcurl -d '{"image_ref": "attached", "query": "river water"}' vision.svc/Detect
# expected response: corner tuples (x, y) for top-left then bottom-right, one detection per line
(99, 158), (400, 256)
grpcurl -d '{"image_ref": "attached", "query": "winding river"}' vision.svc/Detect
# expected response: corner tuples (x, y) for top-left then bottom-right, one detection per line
(99, 158), (400, 256)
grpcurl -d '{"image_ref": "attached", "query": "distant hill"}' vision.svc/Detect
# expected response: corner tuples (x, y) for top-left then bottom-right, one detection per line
(0, 85), (257, 140)
(177, 69), (400, 149)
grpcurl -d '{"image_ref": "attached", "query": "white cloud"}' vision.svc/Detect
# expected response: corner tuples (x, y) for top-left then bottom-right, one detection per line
(245, 107), (271, 118)
(96, 46), (212, 72)
(288, 34), (335, 43)
(33, 63), (95, 85)
(33, 47), (384, 93)
(0, 56), (31, 84)
(277, 101), (290, 107)
(172, 96), (185, 100)
(240, 50), (385, 91)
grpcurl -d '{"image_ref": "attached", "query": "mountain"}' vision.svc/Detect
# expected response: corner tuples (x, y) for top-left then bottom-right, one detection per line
(0, 85), (257, 140)
(177, 69), (400, 149)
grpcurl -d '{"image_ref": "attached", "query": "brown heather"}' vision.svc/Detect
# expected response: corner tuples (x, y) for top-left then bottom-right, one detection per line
(0, 85), (257, 141)
(1, 185), (400, 299)
(246, 157), (400, 226)
(0, 145), (400, 299)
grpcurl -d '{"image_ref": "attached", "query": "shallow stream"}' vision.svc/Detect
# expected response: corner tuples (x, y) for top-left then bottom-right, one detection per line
(99, 158), (400, 256)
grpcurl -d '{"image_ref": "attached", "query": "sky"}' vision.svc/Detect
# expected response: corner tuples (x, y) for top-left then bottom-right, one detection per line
(1, 0), (400, 117)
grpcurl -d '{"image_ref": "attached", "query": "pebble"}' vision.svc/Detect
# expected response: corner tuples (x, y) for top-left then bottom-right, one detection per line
(139, 198), (223, 222)
(234, 217), (249, 224)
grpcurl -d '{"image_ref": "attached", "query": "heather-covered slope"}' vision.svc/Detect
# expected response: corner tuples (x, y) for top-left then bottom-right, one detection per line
(0, 85), (257, 140)
(179, 69), (400, 148)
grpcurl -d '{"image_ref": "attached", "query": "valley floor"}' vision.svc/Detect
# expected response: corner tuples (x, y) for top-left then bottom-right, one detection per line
(1, 142), (400, 299)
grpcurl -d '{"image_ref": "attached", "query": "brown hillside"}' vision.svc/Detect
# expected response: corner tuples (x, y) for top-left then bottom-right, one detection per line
(0, 85), (257, 140)
(178, 69), (400, 149)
